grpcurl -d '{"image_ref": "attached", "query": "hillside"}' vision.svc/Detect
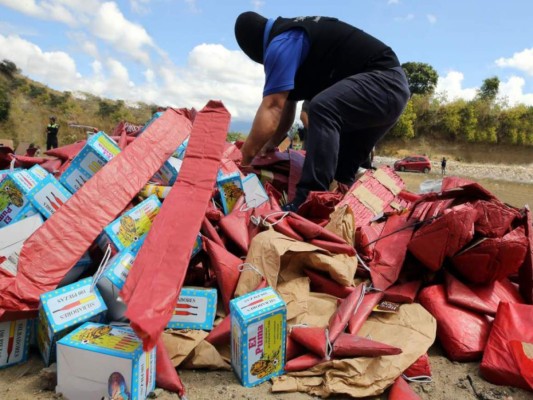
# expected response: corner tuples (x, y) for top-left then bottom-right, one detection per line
(0, 61), (155, 149)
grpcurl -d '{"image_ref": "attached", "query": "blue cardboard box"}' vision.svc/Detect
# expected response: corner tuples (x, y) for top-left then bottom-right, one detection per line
(0, 170), (40, 227)
(0, 319), (32, 369)
(217, 172), (243, 215)
(57, 322), (156, 400)
(29, 164), (49, 181)
(59, 132), (121, 193)
(37, 277), (107, 366)
(27, 174), (71, 219)
(230, 287), (287, 387)
(167, 287), (217, 331)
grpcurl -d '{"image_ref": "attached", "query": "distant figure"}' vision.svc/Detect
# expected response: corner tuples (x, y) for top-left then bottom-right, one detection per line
(25, 143), (38, 157)
(46, 116), (60, 150)
(441, 157), (447, 176)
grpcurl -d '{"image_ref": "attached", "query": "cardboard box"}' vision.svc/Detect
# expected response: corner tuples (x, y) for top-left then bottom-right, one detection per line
(29, 164), (49, 181)
(59, 132), (120, 193)
(57, 322), (156, 400)
(217, 172), (243, 214)
(58, 251), (93, 288)
(174, 136), (189, 159)
(167, 287), (217, 330)
(101, 195), (161, 252)
(230, 287), (287, 387)
(139, 184), (171, 200)
(242, 173), (269, 208)
(0, 319), (32, 369)
(0, 214), (43, 277)
(27, 174), (71, 219)
(97, 238), (145, 321)
(37, 277), (107, 366)
(151, 156), (182, 186)
(0, 170), (40, 227)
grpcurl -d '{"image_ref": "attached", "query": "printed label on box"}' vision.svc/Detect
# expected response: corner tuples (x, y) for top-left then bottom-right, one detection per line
(218, 173), (243, 214)
(0, 319), (31, 368)
(167, 288), (217, 330)
(102, 237), (145, 290)
(61, 167), (90, 193)
(28, 175), (71, 218)
(29, 164), (49, 181)
(0, 171), (40, 226)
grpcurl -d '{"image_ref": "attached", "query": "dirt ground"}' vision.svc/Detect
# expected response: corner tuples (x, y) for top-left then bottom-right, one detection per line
(1, 161), (532, 400)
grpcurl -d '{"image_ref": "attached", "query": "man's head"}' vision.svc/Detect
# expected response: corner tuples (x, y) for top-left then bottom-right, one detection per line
(235, 11), (268, 64)
(49, 116), (56, 123)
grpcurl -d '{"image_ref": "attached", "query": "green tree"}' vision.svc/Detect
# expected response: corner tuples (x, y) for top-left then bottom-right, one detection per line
(390, 99), (416, 139)
(0, 59), (18, 78)
(0, 85), (10, 122)
(460, 104), (478, 142)
(476, 76), (500, 102)
(401, 62), (439, 96)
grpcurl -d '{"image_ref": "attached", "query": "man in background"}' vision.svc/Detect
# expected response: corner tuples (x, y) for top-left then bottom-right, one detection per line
(46, 116), (59, 150)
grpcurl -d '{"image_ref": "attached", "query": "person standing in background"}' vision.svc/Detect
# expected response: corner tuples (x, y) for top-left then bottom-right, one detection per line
(46, 116), (60, 150)
(441, 157), (447, 176)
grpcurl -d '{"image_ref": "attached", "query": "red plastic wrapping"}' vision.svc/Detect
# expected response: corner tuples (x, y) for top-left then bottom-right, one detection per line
(44, 140), (86, 160)
(290, 327), (329, 359)
(347, 291), (384, 335)
(474, 200), (520, 238)
(156, 337), (186, 397)
(201, 217), (224, 247)
(388, 377), (421, 400)
(285, 353), (323, 372)
(203, 237), (241, 313)
(297, 191), (343, 225)
(332, 333), (402, 358)
(10, 154), (46, 167)
(122, 101), (230, 351)
(39, 158), (63, 174)
(205, 315), (231, 346)
(328, 284), (364, 341)
(383, 281), (421, 304)
(0, 108), (192, 318)
(304, 269), (356, 298)
(286, 335), (307, 361)
(408, 203), (477, 272)
(369, 212), (414, 290)
(519, 207), (533, 304)
(452, 226), (528, 284)
(419, 285), (491, 361)
(480, 302), (533, 391)
(509, 340), (533, 390)
(218, 196), (252, 254)
(445, 272), (523, 316)
(403, 353), (432, 379)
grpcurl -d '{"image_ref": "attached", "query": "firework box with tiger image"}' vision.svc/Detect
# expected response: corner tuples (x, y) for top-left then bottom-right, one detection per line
(0, 169), (40, 227)
(26, 174), (72, 219)
(59, 131), (121, 194)
(217, 171), (244, 215)
(97, 237), (146, 321)
(230, 286), (287, 387)
(37, 277), (107, 366)
(167, 287), (217, 330)
(56, 322), (156, 400)
(99, 195), (161, 252)
(0, 319), (32, 369)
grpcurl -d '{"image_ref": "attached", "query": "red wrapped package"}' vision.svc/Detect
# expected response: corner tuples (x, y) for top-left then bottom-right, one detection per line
(122, 101), (230, 350)
(332, 333), (402, 358)
(205, 315), (231, 346)
(285, 353), (323, 372)
(480, 302), (533, 391)
(509, 340), (533, 390)
(286, 335), (307, 361)
(156, 337), (186, 398)
(519, 207), (533, 304)
(369, 212), (414, 290)
(347, 291), (384, 335)
(419, 285), (491, 361)
(445, 272), (523, 316)
(201, 217), (224, 247)
(39, 158), (63, 174)
(408, 203), (477, 272)
(388, 377), (421, 400)
(248, 199), (272, 242)
(297, 191), (343, 225)
(290, 327), (329, 359)
(10, 154), (47, 167)
(403, 353), (432, 380)
(474, 200), (520, 238)
(328, 284), (365, 341)
(0, 108), (192, 318)
(304, 269), (356, 298)
(383, 280), (421, 304)
(44, 140), (86, 160)
(452, 226), (528, 285)
(259, 211), (304, 241)
(218, 196), (252, 254)
(203, 237), (241, 313)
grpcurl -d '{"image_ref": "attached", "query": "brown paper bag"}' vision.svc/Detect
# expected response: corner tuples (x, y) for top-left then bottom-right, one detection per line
(181, 340), (231, 370)
(162, 329), (208, 367)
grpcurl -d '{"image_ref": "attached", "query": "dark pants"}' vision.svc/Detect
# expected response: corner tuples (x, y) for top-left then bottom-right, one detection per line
(294, 66), (410, 205)
(47, 134), (58, 150)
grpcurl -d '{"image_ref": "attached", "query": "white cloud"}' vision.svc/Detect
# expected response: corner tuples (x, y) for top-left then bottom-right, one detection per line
(0, 0), (77, 26)
(435, 71), (477, 101)
(496, 48), (533, 76)
(498, 76), (533, 106)
(251, 0), (265, 11)
(394, 13), (415, 22)
(130, 0), (150, 14)
(427, 14), (437, 24)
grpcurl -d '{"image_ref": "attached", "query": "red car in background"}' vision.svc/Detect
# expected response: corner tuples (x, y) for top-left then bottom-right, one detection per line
(394, 155), (431, 173)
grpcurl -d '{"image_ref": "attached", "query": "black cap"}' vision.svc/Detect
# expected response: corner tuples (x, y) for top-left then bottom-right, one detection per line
(235, 11), (268, 64)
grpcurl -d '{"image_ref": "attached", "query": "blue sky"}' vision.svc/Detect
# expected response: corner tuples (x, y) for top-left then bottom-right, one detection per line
(1, 0), (533, 129)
